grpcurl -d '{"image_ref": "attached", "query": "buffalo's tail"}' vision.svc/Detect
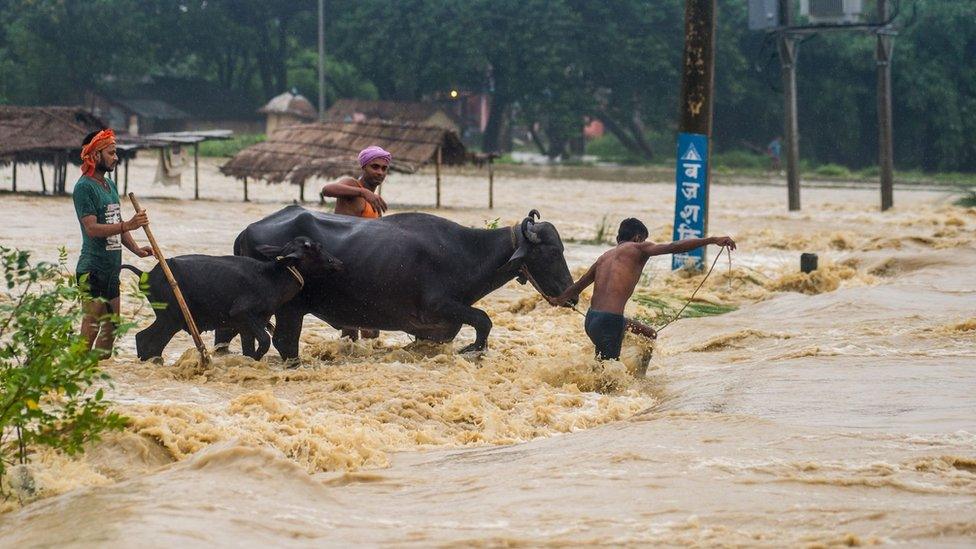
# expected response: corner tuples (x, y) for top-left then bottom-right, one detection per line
(120, 264), (144, 277)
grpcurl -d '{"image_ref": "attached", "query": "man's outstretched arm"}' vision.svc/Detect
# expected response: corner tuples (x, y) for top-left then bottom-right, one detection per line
(638, 236), (736, 258)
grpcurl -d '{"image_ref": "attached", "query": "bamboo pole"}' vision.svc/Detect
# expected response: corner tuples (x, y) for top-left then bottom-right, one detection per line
(488, 157), (494, 209)
(11, 161), (16, 192)
(123, 158), (129, 195)
(193, 143), (200, 200)
(53, 156), (60, 194)
(127, 192), (210, 367)
(435, 146), (442, 208)
(38, 162), (46, 194)
(243, 177), (249, 202)
(57, 155), (64, 194)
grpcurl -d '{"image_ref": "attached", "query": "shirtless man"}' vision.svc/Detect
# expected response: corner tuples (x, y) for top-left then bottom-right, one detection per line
(319, 145), (390, 219)
(319, 146), (392, 340)
(549, 218), (736, 360)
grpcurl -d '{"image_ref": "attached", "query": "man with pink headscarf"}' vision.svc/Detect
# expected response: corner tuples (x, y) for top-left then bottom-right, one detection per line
(319, 145), (391, 219)
(318, 146), (392, 340)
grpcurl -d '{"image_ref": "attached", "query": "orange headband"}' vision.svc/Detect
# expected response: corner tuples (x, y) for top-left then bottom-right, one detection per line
(80, 128), (116, 177)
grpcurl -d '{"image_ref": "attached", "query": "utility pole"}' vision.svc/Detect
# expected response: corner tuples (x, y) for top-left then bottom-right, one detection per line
(671, 0), (717, 270)
(876, 0), (895, 211)
(318, 0), (326, 120)
(778, 0), (801, 211)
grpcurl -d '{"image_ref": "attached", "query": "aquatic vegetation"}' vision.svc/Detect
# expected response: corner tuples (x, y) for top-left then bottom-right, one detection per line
(631, 293), (737, 322)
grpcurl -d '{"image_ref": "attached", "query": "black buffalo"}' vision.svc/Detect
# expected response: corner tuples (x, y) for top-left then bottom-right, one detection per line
(215, 206), (575, 361)
(123, 236), (342, 361)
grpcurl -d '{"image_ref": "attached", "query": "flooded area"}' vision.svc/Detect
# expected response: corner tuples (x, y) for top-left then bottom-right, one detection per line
(1, 157), (974, 546)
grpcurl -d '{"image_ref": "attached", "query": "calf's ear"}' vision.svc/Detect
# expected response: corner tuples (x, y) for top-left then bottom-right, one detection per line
(498, 243), (527, 274)
(256, 244), (282, 259)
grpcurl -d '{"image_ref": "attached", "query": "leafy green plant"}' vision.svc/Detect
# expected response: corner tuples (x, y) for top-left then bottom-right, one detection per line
(711, 149), (768, 170)
(585, 134), (652, 165)
(484, 217), (501, 230)
(197, 134), (266, 158)
(813, 163), (852, 178)
(0, 247), (127, 498)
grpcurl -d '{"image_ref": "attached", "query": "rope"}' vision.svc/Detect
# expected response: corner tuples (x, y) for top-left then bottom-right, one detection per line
(654, 246), (729, 333)
(520, 247), (732, 335)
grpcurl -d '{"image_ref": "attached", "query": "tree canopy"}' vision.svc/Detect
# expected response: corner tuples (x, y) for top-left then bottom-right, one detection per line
(0, 0), (971, 171)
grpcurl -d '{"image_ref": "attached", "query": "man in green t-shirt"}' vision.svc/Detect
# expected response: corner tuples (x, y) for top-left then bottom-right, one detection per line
(74, 128), (153, 354)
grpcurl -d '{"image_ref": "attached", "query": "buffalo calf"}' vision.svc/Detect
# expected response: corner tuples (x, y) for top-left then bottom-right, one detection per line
(123, 236), (341, 361)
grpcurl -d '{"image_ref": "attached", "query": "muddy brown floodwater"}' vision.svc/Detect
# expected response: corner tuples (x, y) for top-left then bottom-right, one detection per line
(0, 157), (974, 546)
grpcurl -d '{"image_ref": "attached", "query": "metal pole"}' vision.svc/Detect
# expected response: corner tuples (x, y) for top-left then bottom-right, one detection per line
(318, 0), (326, 120)
(435, 146), (442, 208)
(193, 143), (200, 200)
(779, 0), (801, 211)
(877, 0), (895, 211)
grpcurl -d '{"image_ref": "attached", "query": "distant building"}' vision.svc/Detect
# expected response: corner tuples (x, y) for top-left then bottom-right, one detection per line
(259, 90), (318, 136)
(325, 99), (462, 134)
(86, 77), (263, 135)
(85, 92), (188, 135)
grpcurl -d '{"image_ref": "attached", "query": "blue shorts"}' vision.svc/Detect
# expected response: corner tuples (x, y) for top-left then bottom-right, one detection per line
(584, 309), (626, 360)
(77, 270), (120, 304)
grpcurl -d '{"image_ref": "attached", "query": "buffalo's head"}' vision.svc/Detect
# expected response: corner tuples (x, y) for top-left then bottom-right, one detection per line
(501, 210), (576, 304)
(257, 236), (343, 275)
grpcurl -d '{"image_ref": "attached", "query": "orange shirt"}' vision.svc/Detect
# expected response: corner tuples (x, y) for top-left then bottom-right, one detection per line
(356, 179), (380, 218)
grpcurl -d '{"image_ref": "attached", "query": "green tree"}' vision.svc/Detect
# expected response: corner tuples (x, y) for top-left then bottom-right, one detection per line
(0, 248), (127, 496)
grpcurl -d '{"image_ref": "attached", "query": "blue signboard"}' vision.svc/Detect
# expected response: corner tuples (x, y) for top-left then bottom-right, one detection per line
(671, 132), (709, 270)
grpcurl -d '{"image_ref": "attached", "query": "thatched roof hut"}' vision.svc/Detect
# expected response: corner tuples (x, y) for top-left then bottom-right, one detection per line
(324, 99), (460, 133)
(258, 90), (317, 136)
(0, 106), (105, 164)
(221, 119), (467, 185)
(1, 106), (233, 197)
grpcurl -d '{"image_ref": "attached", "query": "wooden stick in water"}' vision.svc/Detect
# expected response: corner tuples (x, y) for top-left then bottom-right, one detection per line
(127, 192), (210, 367)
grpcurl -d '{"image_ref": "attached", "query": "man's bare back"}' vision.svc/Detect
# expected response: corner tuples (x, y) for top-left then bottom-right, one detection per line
(589, 242), (652, 314)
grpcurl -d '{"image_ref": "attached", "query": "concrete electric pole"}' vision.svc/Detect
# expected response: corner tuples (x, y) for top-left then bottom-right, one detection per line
(671, 0), (717, 270)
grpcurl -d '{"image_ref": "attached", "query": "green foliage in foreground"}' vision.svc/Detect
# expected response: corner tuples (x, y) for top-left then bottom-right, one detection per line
(632, 293), (737, 324)
(0, 247), (127, 498)
(198, 134), (266, 158)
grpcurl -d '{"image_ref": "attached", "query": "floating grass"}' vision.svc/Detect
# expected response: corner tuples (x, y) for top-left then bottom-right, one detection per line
(631, 293), (737, 323)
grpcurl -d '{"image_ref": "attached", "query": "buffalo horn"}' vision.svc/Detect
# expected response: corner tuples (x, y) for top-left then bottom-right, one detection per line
(525, 221), (542, 244)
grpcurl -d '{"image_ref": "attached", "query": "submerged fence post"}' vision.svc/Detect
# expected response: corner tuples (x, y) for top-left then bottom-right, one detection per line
(800, 253), (818, 273)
